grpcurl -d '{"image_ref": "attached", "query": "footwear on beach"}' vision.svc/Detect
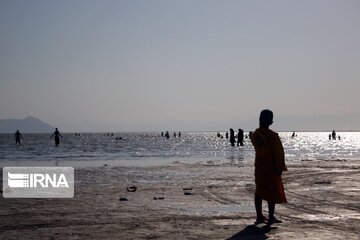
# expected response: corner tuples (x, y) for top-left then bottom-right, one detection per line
(268, 217), (282, 225)
(254, 216), (268, 225)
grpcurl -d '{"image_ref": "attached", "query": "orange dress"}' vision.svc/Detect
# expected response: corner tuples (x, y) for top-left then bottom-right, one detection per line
(251, 128), (287, 203)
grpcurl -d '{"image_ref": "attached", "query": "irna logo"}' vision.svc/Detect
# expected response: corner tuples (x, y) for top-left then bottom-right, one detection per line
(8, 172), (69, 188)
(3, 167), (74, 198)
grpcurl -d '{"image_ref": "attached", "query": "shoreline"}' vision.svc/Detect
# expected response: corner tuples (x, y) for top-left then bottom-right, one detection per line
(0, 156), (255, 168)
(0, 155), (357, 169)
(0, 159), (359, 239)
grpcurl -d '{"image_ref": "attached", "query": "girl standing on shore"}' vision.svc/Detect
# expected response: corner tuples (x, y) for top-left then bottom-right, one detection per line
(251, 109), (287, 225)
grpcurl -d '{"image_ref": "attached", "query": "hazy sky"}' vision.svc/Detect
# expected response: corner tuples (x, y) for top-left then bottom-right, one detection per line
(1, 0), (360, 131)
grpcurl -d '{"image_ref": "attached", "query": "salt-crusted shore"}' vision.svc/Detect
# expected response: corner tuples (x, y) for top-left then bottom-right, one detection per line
(0, 159), (359, 239)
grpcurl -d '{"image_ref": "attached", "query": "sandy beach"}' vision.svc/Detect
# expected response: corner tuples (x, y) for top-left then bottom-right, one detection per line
(0, 159), (359, 240)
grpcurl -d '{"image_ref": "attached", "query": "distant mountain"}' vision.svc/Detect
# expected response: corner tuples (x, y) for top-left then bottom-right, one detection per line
(0, 116), (55, 133)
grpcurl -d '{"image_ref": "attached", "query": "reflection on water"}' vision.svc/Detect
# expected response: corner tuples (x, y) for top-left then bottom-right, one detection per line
(283, 132), (360, 161)
(0, 132), (359, 164)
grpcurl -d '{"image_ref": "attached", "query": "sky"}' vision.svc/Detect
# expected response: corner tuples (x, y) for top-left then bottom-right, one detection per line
(1, 0), (360, 131)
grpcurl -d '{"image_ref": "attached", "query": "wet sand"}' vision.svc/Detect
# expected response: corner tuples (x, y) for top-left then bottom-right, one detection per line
(0, 159), (360, 239)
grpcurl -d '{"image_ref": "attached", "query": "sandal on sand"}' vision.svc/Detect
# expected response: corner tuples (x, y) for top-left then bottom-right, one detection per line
(268, 217), (282, 225)
(254, 216), (268, 225)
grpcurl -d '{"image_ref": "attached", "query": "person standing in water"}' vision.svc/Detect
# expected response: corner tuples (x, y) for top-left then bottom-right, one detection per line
(14, 130), (22, 145)
(251, 109), (287, 225)
(229, 128), (235, 147)
(237, 128), (244, 146)
(332, 130), (336, 140)
(50, 128), (63, 146)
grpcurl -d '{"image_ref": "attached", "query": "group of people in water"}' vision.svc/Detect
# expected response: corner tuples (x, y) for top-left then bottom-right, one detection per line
(161, 131), (181, 139)
(14, 128), (343, 147)
(14, 129), (185, 145)
(14, 127), (344, 149)
(292, 130), (341, 140)
(14, 128), (63, 146)
(217, 128), (251, 147)
(229, 128), (244, 147)
(329, 130), (341, 140)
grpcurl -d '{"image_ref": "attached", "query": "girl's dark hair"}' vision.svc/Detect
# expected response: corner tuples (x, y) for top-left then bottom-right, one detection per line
(259, 109), (273, 127)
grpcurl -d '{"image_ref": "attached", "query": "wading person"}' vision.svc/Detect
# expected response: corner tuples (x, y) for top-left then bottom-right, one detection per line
(50, 128), (63, 146)
(229, 128), (235, 147)
(237, 128), (244, 147)
(251, 109), (287, 225)
(14, 130), (22, 145)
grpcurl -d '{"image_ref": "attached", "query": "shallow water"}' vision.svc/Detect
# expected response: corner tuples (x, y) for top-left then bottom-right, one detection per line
(0, 132), (359, 166)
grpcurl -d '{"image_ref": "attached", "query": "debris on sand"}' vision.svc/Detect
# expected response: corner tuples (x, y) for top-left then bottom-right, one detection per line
(127, 186), (137, 192)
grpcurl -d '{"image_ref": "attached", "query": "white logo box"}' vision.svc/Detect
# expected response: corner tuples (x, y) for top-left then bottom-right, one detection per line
(3, 167), (74, 198)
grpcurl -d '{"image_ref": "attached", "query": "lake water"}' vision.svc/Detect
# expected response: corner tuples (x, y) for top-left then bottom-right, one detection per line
(0, 131), (359, 167)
